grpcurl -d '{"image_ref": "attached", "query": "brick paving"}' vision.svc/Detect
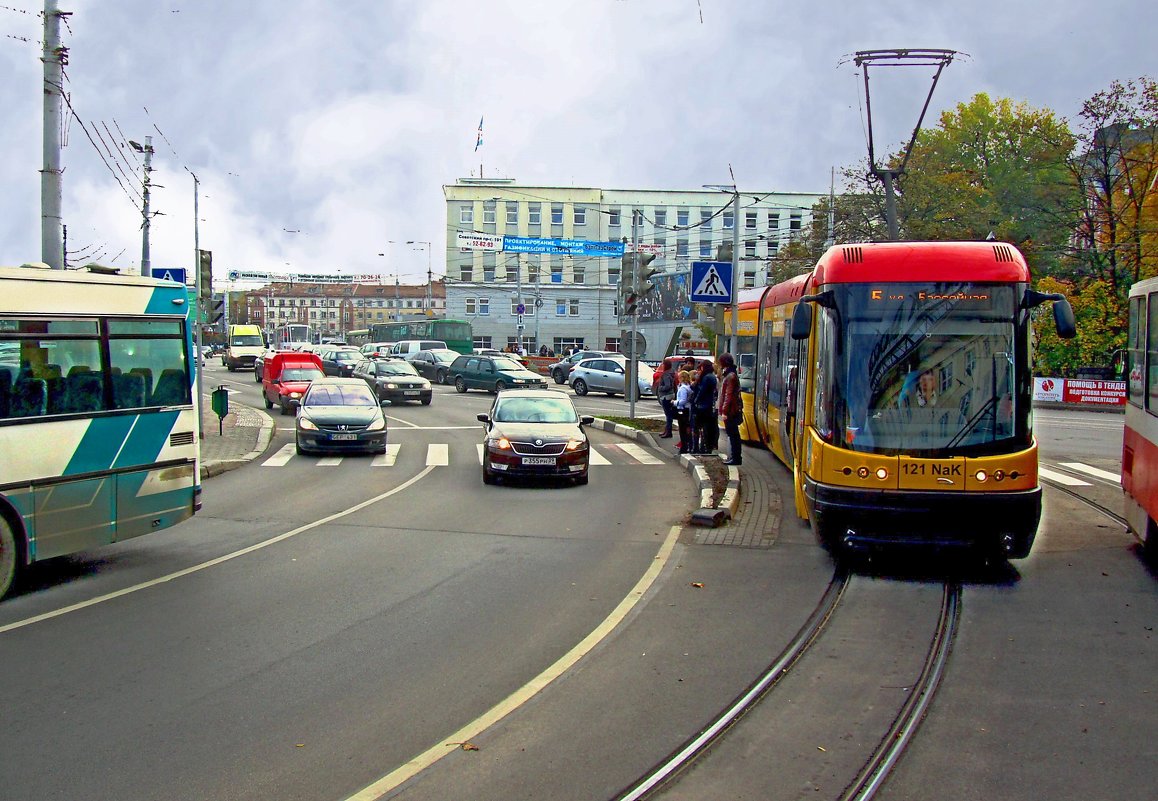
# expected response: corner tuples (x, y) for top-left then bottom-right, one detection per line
(693, 448), (783, 548)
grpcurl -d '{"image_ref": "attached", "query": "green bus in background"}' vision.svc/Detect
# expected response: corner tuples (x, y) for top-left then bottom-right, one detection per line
(367, 319), (472, 354)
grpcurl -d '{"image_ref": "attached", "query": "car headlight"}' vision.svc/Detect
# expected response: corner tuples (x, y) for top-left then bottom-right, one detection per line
(365, 418), (386, 431)
(385, 382), (399, 389)
(566, 438), (586, 451)
(298, 417), (318, 430)
(288, 391), (302, 399)
(490, 436), (512, 450)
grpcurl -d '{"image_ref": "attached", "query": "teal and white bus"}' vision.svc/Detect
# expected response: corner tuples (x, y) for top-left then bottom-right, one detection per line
(0, 264), (200, 598)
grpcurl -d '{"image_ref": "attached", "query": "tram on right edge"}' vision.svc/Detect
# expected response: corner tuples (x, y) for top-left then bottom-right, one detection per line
(727, 241), (1076, 559)
(1122, 277), (1158, 557)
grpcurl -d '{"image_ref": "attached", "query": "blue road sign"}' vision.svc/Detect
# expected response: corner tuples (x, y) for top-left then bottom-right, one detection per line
(690, 261), (732, 304)
(150, 267), (188, 284)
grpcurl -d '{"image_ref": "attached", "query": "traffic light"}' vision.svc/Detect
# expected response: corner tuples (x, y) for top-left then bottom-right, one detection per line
(198, 249), (213, 301)
(208, 296), (225, 325)
(623, 291), (639, 316)
(620, 251), (635, 290)
(637, 253), (659, 296)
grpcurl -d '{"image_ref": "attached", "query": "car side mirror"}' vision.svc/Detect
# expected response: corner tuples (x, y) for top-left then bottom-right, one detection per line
(477, 413), (491, 424)
(580, 415), (595, 425)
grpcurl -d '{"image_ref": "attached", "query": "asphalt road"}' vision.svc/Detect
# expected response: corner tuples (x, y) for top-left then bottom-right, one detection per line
(0, 370), (1152, 801)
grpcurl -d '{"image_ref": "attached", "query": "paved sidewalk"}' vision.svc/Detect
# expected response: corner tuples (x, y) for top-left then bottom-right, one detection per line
(198, 395), (275, 479)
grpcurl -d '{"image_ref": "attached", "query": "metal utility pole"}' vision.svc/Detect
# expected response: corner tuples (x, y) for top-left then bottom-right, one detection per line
(41, 0), (66, 269)
(853, 48), (958, 240)
(628, 209), (640, 419)
(515, 257), (524, 354)
(192, 172), (205, 439)
(728, 190), (740, 357)
(407, 240), (433, 315)
(131, 136), (155, 275)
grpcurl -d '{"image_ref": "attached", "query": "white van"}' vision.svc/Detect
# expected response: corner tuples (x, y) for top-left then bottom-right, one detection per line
(391, 339), (447, 360)
(224, 324), (266, 371)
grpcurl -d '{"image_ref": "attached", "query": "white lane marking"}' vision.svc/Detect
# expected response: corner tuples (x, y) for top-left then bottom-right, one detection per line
(1059, 462), (1121, 484)
(618, 443), (663, 465)
(476, 443), (484, 465)
(427, 443), (449, 466)
(589, 447), (611, 465)
(1039, 466), (1091, 486)
(262, 443), (295, 467)
(342, 525), (684, 801)
(372, 444), (401, 467)
(316, 456), (343, 467)
(0, 467), (439, 635)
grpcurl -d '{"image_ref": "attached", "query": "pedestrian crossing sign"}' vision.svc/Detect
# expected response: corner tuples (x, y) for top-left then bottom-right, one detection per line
(690, 261), (733, 304)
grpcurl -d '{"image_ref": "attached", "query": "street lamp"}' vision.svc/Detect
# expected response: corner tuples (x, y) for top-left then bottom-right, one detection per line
(703, 183), (741, 356)
(406, 240), (433, 316)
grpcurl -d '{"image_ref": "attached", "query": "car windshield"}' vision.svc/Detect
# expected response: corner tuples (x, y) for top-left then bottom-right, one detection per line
(304, 384), (378, 407)
(493, 397), (578, 423)
(492, 357), (525, 371)
(376, 361), (418, 376)
(433, 351), (457, 363)
(281, 367), (324, 381)
(334, 351), (360, 361)
(231, 335), (263, 347)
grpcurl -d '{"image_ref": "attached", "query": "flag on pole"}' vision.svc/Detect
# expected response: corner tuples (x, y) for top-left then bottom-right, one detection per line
(474, 116), (484, 152)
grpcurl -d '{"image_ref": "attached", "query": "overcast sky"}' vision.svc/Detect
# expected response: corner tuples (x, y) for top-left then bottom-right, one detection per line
(1, 0), (1154, 285)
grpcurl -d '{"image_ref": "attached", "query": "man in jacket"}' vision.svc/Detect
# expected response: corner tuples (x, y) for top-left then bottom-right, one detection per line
(717, 353), (743, 465)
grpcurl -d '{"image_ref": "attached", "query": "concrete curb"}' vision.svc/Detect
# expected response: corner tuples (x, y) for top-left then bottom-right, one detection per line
(198, 403), (275, 480)
(591, 418), (741, 527)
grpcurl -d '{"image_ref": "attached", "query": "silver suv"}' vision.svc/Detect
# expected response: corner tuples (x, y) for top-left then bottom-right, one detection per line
(548, 350), (615, 384)
(569, 356), (655, 399)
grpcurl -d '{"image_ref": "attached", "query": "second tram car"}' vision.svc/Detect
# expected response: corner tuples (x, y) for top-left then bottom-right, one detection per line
(730, 241), (1075, 558)
(1122, 278), (1158, 557)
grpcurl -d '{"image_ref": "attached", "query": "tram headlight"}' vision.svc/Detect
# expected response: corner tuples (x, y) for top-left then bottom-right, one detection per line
(975, 470), (988, 482)
(875, 467), (888, 480)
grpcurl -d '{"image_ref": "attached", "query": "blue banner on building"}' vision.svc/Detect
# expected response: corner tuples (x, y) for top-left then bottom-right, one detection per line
(502, 236), (625, 257)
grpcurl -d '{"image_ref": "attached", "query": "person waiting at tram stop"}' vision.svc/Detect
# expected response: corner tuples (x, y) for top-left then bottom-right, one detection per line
(691, 359), (719, 455)
(674, 369), (695, 454)
(655, 361), (678, 438)
(717, 352), (743, 465)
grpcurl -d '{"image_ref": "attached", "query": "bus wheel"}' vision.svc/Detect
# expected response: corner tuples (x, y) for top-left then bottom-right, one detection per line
(0, 514), (22, 600)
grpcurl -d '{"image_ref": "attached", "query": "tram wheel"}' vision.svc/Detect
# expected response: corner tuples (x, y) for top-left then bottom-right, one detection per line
(0, 513), (22, 600)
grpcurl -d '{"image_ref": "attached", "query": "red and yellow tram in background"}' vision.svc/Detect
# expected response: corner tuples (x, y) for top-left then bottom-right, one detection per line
(725, 241), (1075, 558)
(1122, 277), (1158, 557)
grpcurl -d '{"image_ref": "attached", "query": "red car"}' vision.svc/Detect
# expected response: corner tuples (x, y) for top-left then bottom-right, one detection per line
(262, 351), (325, 415)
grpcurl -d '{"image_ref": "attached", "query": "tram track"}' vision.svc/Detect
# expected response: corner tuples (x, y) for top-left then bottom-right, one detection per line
(613, 570), (962, 801)
(1039, 475), (1128, 529)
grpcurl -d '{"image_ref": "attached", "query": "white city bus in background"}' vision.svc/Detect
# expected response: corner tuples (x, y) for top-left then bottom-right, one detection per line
(0, 264), (200, 599)
(272, 323), (315, 350)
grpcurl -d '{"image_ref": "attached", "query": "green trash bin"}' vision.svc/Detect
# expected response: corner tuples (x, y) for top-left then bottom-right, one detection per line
(211, 385), (229, 435)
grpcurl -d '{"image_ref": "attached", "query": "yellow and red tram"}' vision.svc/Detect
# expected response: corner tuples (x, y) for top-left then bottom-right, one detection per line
(726, 241), (1075, 558)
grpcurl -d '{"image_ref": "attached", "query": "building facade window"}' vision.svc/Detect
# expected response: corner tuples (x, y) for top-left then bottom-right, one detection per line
(574, 207), (586, 226)
(700, 209), (712, 228)
(654, 209), (667, 228)
(745, 239), (757, 257)
(556, 298), (567, 315)
(789, 212), (802, 231)
(609, 264), (621, 285)
(723, 210), (733, 230)
(699, 239), (712, 258)
(677, 239), (689, 257)
(506, 204), (518, 225)
(573, 266), (585, 284)
(551, 204), (564, 225)
(746, 211), (758, 230)
(568, 299), (580, 316)
(551, 264), (564, 283)
(608, 208), (621, 226)
(460, 206), (474, 225)
(528, 204), (541, 226)
(459, 265), (473, 282)
(768, 212), (780, 231)
(483, 203), (496, 225)
(677, 209), (689, 227)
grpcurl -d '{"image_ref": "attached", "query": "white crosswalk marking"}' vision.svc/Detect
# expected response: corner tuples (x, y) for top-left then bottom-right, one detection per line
(1039, 467), (1091, 486)
(1059, 462), (1121, 484)
(372, 443), (401, 467)
(262, 443), (295, 467)
(427, 443), (449, 466)
(258, 441), (670, 467)
(617, 443), (663, 465)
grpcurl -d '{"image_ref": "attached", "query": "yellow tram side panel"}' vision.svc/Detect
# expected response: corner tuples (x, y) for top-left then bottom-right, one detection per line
(805, 427), (1040, 494)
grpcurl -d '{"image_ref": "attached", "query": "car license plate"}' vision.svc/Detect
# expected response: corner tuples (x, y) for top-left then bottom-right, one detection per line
(522, 456), (556, 466)
(404, 390), (420, 396)
(330, 433), (357, 441)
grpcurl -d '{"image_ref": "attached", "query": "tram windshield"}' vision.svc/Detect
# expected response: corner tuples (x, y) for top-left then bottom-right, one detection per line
(828, 282), (1022, 456)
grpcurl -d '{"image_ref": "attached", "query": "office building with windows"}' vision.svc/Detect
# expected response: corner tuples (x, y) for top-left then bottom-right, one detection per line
(443, 178), (824, 357)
